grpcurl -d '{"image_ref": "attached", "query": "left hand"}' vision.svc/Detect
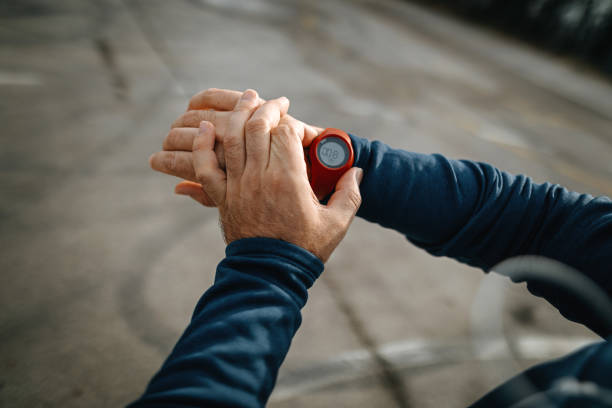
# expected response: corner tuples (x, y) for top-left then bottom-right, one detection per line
(149, 89), (323, 207)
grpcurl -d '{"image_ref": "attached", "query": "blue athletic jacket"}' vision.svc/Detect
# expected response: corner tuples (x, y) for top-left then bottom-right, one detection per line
(129, 134), (612, 407)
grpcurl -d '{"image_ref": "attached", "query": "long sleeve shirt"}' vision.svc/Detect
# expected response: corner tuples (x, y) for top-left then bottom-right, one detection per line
(349, 135), (612, 338)
(129, 134), (612, 407)
(128, 238), (323, 407)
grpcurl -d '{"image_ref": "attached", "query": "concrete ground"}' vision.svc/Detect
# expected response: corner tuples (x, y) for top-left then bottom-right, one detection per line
(1, 0), (611, 407)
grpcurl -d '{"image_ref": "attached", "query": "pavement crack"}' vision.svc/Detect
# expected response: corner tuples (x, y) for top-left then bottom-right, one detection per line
(323, 272), (412, 408)
(120, 0), (186, 96)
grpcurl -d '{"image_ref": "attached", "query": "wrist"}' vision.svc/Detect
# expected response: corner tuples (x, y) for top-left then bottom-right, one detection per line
(309, 128), (355, 199)
(348, 133), (373, 171)
(224, 237), (324, 289)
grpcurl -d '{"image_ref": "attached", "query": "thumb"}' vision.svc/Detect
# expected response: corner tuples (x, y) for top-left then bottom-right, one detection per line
(193, 121), (227, 206)
(326, 167), (363, 222)
(175, 181), (217, 207)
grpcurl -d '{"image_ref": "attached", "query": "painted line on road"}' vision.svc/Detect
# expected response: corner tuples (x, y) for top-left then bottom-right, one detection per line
(270, 335), (596, 401)
(0, 72), (42, 86)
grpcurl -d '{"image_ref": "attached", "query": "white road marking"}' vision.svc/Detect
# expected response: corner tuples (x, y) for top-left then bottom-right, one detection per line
(0, 72), (43, 86)
(476, 122), (532, 150)
(271, 335), (597, 401)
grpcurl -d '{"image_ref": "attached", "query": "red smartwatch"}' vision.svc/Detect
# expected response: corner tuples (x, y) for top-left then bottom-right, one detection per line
(308, 128), (354, 198)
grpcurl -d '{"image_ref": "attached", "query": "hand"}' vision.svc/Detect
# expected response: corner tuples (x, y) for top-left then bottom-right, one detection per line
(148, 89), (323, 206)
(194, 89), (363, 262)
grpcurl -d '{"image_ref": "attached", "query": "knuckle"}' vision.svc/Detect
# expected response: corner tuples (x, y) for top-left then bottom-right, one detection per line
(275, 124), (292, 138)
(202, 88), (218, 99)
(193, 166), (206, 181)
(180, 110), (205, 127)
(164, 129), (180, 149)
(267, 98), (283, 110)
(278, 123), (291, 133)
(274, 123), (300, 148)
(346, 189), (362, 210)
(236, 103), (256, 112)
(245, 117), (268, 135)
(163, 152), (176, 171)
(197, 172), (213, 187)
(278, 113), (291, 125)
(186, 110), (201, 124)
(199, 179), (215, 194)
(288, 123), (301, 137)
(195, 166), (215, 187)
(223, 135), (240, 150)
(286, 121), (299, 133)
(176, 111), (192, 127)
(276, 96), (289, 107)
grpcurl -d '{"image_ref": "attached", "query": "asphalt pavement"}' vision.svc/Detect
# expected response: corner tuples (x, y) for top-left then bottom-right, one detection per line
(1, 0), (611, 407)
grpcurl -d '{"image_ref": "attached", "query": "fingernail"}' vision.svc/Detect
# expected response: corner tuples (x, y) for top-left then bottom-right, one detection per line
(355, 168), (364, 184)
(242, 89), (257, 100)
(199, 120), (211, 132)
(279, 96), (290, 108)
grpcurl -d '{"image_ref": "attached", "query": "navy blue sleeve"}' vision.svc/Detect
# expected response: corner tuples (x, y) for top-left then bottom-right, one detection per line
(128, 237), (323, 408)
(469, 339), (612, 407)
(350, 134), (612, 337)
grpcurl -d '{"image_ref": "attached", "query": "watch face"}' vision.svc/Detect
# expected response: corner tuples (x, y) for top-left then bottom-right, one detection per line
(317, 136), (349, 168)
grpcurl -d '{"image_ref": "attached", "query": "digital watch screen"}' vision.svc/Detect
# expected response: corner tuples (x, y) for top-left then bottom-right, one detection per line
(308, 128), (354, 198)
(317, 137), (350, 168)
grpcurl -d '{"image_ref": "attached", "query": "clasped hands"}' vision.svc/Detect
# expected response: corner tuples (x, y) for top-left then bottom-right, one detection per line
(149, 89), (363, 262)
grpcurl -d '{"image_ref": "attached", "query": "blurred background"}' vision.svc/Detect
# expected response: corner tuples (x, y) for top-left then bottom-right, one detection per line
(1, 0), (611, 407)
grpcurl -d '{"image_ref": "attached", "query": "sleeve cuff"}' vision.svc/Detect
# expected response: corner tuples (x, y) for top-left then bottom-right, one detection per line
(225, 237), (324, 288)
(349, 133), (373, 171)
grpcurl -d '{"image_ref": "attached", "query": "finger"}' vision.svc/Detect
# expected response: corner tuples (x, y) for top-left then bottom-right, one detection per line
(193, 121), (227, 206)
(174, 181), (216, 207)
(149, 150), (197, 182)
(171, 109), (219, 129)
(270, 117), (307, 172)
(326, 167), (364, 223)
(277, 114), (323, 147)
(163, 127), (198, 151)
(303, 123), (324, 147)
(163, 127), (227, 169)
(225, 89), (260, 180)
(244, 97), (289, 170)
(188, 88), (242, 111)
(188, 88), (266, 111)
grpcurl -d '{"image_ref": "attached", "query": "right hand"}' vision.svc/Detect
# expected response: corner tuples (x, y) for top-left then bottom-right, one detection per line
(194, 89), (363, 262)
(149, 89), (324, 206)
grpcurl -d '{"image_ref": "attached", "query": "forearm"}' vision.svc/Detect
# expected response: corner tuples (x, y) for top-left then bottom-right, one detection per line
(129, 238), (323, 408)
(351, 133), (612, 269)
(351, 134), (612, 335)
